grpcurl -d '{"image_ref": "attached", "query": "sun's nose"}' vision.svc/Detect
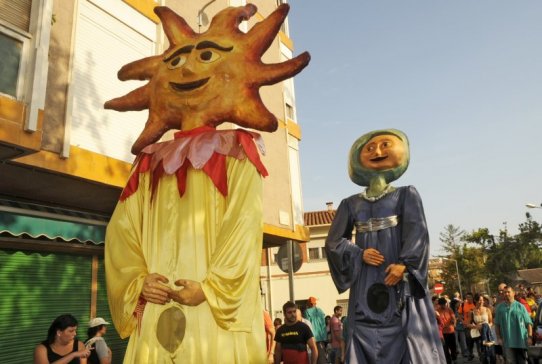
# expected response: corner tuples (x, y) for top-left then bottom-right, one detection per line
(181, 63), (196, 77)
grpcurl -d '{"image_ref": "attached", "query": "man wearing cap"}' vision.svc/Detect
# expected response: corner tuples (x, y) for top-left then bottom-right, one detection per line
(304, 297), (327, 364)
(85, 317), (112, 364)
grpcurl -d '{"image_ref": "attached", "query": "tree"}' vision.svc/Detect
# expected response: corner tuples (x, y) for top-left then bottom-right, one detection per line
(439, 213), (542, 294)
(439, 224), (465, 255)
(515, 213), (542, 268)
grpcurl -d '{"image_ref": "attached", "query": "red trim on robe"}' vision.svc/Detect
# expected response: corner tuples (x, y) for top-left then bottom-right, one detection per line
(119, 127), (268, 201)
(134, 296), (147, 335)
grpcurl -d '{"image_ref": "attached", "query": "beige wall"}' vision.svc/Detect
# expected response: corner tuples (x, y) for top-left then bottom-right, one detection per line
(4, 0), (306, 241)
(42, 1), (76, 153)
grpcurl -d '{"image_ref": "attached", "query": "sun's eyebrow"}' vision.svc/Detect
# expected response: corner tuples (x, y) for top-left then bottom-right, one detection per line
(195, 40), (233, 52)
(163, 45), (195, 62)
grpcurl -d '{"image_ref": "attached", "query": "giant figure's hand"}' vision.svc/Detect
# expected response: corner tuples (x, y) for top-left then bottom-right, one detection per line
(362, 248), (385, 266)
(384, 264), (406, 286)
(142, 273), (171, 305)
(170, 279), (206, 306)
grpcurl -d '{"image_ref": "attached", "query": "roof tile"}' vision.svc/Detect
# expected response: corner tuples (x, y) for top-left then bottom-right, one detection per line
(304, 210), (336, 226)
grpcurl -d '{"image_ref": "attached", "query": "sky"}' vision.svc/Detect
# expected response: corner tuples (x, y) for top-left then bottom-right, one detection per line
(285, 0), (542, 256)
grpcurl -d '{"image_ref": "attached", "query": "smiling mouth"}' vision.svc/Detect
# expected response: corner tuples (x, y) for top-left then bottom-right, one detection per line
(370, 156), (388, 162)
(170, 78), (210, 92)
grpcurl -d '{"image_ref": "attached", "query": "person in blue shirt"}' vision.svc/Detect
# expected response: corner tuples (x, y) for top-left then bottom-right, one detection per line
(304, 297), (327, 364)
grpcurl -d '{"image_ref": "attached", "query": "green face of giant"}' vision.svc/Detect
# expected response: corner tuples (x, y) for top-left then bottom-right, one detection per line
(359, 134), (407, 171)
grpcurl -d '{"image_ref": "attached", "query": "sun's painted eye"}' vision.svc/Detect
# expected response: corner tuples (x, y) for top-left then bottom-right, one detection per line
(366, 145), (375, 152)
(382, 141), (391, 148)
(198, 50), (221, 63)
(167, 55), (187, 69)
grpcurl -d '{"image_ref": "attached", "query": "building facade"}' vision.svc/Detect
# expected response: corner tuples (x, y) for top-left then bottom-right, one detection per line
(260, 202), (351, 320)
(0, 0), (307, 361)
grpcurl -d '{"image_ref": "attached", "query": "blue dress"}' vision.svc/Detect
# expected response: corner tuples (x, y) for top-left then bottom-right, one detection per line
(326, 186), (446, 363)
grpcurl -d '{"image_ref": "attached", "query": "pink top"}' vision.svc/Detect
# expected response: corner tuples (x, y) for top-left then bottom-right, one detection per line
(330, 316), (343, 348)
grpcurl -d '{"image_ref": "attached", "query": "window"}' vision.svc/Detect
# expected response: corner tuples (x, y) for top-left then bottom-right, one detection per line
(285, 103), (294, 120)
(337, 299), (349, 313)
(308, 247), (320, 260)
(0, 0), (32, 100)
(321, 247), (327, 259)
(0, 32), (23, 97)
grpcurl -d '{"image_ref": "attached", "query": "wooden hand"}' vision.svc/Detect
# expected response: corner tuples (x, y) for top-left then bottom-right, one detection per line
(384, 263), (406, 286)
(141, 273), (171, 305)
(362, 248), (385, 266)
(169, 279), (206, 306)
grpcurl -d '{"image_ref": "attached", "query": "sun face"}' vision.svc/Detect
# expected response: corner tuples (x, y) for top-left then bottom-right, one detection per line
(104, 4), (310, 155)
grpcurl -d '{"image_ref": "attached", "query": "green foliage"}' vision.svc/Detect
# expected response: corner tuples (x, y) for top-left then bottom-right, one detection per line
(439, 224), (465, 254)
(439, 212), (542, 296)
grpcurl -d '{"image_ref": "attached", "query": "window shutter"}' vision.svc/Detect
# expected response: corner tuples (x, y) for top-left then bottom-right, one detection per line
(0, 0), (32, 32)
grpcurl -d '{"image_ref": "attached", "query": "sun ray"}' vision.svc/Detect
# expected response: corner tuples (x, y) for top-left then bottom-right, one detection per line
(231, 90), (278, 132)
(131, 114), (170, 155)
(154, 6), (196, 45)
(104, 85), (150, 111)
(117, 56), (162, 81)
(208, 4), (256, 36)
(105, 3), (310, 155)
(255, 52), (311, 85)
(246, 4), (289, 57)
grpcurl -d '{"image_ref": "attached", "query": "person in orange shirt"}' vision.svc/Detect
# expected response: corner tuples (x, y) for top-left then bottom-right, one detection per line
(458, 292), (477, 361)
(436, 297), (457, 364)
(264, 310), (276, 363)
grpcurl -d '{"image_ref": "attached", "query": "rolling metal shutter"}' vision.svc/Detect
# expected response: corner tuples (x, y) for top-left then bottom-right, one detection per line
(0, 250), (92, 363)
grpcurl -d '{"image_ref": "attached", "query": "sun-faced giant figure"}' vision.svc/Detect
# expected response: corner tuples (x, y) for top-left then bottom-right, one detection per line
(104, 4), (310, 363)
(105, 4), (310, 154)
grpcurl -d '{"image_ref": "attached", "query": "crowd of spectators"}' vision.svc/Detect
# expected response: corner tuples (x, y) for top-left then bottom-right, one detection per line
(433, 284), (541, 364)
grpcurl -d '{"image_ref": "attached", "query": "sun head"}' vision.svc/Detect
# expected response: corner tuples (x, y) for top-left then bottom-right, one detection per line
(104, 4), (310, 155)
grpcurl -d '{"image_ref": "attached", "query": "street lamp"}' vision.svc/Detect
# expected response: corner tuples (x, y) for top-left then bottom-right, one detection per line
(197, 0), (216, 33)
(441, 257), (463, 299)
(526, 203), (542, 209)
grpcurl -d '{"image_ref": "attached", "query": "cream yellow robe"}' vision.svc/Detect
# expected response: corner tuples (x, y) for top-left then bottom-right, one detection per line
(105, 156), (266, 363)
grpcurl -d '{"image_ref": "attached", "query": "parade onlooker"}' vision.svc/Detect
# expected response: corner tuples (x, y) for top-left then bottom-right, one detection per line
(274, 317), (282, 331)
(496, 283), (507, 306)
(493, 284), (507, 364)
(450, 292), (461, 317)
(329, 306), (344, 364)
(526, 291), (538, 320)
(436, 297), (457, 364)
(470, 293), (496, 364)
(325, 315), (332, 356)
(454, 296), (469, 359)
(85, 317), (112, 364)
(297, 309), (314, 333)
(274, 301), (318, 364)
(34, 314), (91, 364)
(459, 292), (476, 361)
(264, 310), (276, 364)
(516, 290), (532, 316)
(304, 297), (327, 364)
(495, 285), (533, 364)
